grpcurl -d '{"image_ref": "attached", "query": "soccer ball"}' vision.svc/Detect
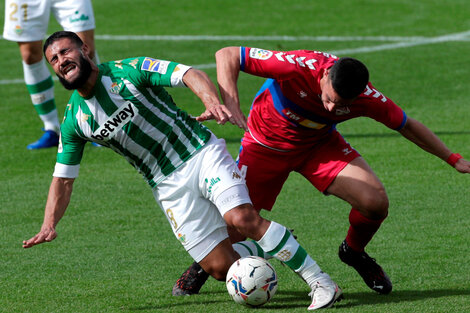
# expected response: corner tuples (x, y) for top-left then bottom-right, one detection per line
(226, 256), (278, 307)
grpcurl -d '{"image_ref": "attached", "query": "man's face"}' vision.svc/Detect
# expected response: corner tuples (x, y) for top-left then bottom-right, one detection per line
(320, 70), (354, 112)
(45, 37), (92, 90)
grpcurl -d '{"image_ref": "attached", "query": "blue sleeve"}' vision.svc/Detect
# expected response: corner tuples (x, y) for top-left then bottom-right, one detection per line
(240, 47), (246, 71)
(394, 111), (408, 131)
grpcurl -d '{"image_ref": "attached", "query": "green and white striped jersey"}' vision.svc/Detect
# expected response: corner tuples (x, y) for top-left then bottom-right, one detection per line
(54, 57), (212, 188)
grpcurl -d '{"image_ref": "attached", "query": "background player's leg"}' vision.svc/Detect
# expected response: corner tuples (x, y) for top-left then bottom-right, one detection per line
(76, 29), (100, 64)
(19, 41), (60, 149)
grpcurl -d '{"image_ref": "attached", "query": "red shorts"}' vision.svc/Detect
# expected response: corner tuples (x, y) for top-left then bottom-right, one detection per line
(237, 130), (360, 211)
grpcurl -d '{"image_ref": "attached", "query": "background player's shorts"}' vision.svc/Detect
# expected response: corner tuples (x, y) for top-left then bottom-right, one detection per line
(238, 130), (360, 211)
(152, 134), (251, 262)
(3, 0), (95, 42)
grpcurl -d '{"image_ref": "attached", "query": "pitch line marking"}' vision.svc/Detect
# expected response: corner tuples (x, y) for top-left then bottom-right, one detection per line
(1, 30), (469, 84)
(93, 34), (470, 42)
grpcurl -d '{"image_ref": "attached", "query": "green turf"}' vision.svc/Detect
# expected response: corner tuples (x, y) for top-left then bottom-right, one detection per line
(1, 0), (470, 312)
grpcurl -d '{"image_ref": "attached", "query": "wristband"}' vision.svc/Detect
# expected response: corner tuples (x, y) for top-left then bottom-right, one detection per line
(446, 153), (463, 167)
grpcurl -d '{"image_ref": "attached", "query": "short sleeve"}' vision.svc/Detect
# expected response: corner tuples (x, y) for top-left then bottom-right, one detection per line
(138, 57), (191, 88)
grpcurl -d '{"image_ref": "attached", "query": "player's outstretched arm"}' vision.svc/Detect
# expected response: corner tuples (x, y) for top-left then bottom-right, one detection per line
(182, 68), (234, 126)
(23, 177), (75, 248)
(215, 47), (248, 131)
(398, 117), (470, 173)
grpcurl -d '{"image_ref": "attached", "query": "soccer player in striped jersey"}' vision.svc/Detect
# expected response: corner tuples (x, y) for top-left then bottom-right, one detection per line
(3, 0), (99, 149)
(175, 46), (470, 297)
(22, 31), (343, 310)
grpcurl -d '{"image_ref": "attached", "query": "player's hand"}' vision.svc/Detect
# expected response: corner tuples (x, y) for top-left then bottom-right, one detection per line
(195, 103), (230, 124)
(225, 105), (248, 131)
(22, 227), (57, 248)
(196, 104), (247, 131)
(455, 158), (470, 174)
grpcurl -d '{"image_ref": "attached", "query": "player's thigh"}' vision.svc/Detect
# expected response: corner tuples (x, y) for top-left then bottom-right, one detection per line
(3, 0), (51, 42)
(327, 157), (389, 219)
(198, 136), (250, 213)
(237, 141), (291, 211)
(52, 0), (95, 32)
(298, 131), (360, 193)
(152, 159), (229, 263)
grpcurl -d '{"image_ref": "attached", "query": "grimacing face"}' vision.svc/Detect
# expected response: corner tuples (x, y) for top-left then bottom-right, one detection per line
(45, 38), (92, 90)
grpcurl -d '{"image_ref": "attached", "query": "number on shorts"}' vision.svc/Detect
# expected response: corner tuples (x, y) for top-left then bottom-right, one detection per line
(21, 4), (28, 20)
(166, 209), (178, 229)
(9, 3), (28, 21)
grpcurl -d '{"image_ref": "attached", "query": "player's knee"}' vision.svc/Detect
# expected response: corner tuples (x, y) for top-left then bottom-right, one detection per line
(224, 204), (265, 239)
(226, 204), (256, 227)
(21, 50), (43, 64)
(359, 188), (389, 219)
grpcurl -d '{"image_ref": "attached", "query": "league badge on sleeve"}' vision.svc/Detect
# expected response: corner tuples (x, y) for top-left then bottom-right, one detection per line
(141, 57), (169, 74)
(249, 48), (273, 60)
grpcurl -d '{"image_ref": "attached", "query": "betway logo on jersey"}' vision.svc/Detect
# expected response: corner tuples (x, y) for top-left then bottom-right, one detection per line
(249, 48), (273, 60)
(91, 101), (137, 141)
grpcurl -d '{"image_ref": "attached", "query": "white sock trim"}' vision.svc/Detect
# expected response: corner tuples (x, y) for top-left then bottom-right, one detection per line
(22, 59), (51, 84)
(256, 221), (286, 252)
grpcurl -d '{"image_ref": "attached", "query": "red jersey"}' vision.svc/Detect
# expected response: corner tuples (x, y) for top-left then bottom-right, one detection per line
(240, 47), (407, 151)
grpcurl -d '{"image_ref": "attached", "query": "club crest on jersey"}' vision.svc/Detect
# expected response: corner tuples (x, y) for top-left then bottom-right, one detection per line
(110, 81), (123, 94)
(141, 57), (169, 74)
(249, 48), (273, 60)
(91, 101), (137, 141)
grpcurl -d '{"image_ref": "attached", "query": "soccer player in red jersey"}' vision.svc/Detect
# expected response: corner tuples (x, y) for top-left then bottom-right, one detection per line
(173, 46), (470, 297)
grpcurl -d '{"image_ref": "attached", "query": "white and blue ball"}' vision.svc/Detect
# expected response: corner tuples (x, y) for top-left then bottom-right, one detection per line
(226, 256), (278, 307)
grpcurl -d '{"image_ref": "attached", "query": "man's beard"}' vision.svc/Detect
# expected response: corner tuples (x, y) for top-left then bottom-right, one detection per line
(57, 55), (92, 90)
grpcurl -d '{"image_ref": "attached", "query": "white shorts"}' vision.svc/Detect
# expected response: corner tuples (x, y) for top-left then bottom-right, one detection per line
(3, 0), (96, 42)
(152, 134), (252, 262)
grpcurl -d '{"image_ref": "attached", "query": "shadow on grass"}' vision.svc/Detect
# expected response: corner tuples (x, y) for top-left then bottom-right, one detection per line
(334, 288), (470, 309)
(270, 288), (470, 310)
(128, 288), (470, 311)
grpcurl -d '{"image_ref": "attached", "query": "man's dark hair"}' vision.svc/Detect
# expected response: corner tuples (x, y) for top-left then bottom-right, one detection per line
(43, 31), (84, 55)
(328, 57), (369, 99)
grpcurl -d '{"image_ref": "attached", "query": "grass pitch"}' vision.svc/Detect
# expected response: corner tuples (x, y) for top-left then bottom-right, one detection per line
(1, 1), (469, 312)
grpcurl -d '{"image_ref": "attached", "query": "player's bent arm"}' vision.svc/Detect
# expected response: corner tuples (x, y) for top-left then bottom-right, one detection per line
(215, 47), (248, 131)
(398, 117), (470, 173)
(183, 68), (220, 109)
(22, 177), (75, 248)
(182, 68), (233, 125)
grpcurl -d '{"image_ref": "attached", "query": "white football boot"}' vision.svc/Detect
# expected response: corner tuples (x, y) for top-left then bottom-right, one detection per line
(308, 272), (343, 310)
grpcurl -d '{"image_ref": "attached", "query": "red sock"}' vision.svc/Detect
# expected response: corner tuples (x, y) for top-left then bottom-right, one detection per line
(346, 208), (386, 252)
